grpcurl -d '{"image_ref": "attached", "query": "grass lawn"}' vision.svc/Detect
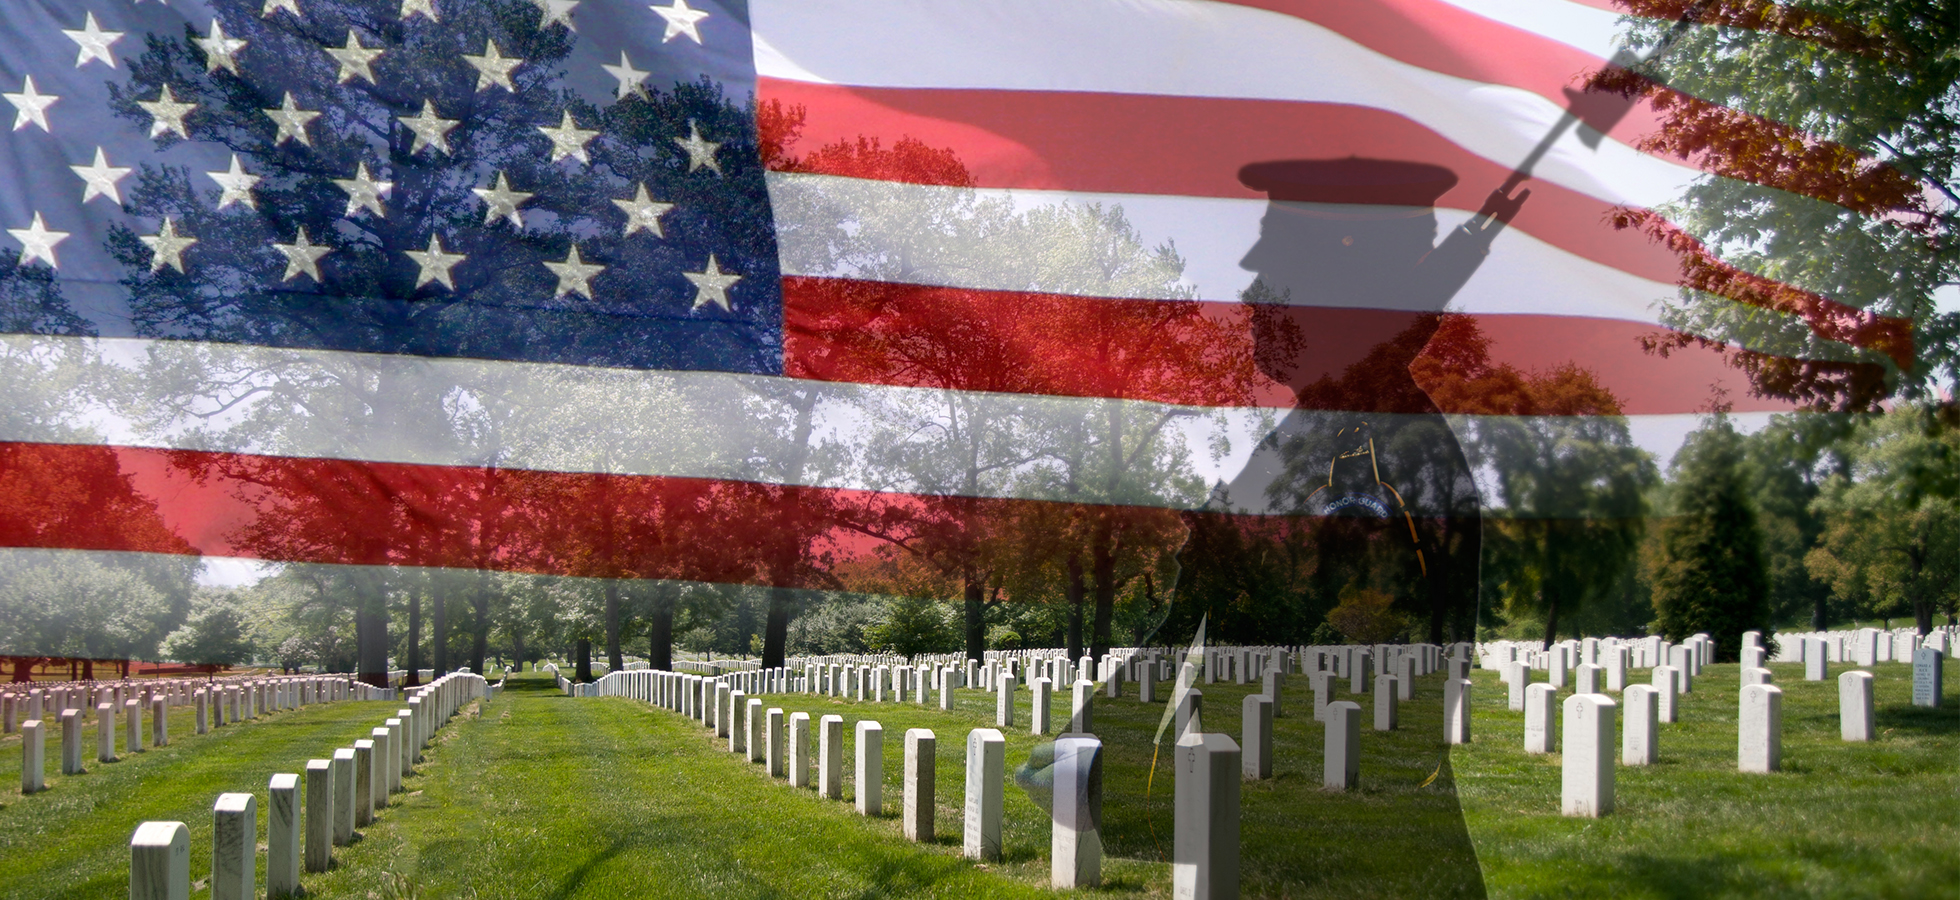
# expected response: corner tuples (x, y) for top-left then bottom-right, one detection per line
(0, 657), (1953, 899)
(0, 694), (406, 898)
(1454, 659), (1960, 900)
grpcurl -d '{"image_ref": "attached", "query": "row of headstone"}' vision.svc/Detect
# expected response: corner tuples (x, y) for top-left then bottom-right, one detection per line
(127, 672), (489, 900)
(1, 673), (377, 738)
(612, 656), (1260, 895)
(19, 675), (373, 796)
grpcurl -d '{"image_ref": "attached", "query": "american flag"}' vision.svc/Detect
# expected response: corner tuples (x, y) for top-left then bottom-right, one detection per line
(0, 0), (1909, 664)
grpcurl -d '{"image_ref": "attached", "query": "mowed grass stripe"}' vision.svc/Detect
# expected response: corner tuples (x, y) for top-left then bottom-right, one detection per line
(307, 675), (1053, 899)
(0, 696), (406, 899)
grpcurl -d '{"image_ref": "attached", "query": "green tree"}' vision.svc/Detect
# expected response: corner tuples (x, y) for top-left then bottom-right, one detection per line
(1652, 415), (1772, 660)
(1805, 406), (1960, 634)
(161, 590), (260, 668)
(862, 593), (957, 659)
(1603, 0), (1957, 407)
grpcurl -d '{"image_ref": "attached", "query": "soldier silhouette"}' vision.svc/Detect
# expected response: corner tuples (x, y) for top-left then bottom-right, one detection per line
(1217, 157), (1529, 641)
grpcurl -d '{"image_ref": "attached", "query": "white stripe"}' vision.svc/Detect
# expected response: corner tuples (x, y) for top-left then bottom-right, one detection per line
(1423, 0), (1629, 59)
(4, 334), (1784, 517)
(767, 171), (1845, 360)
(752, 0), (1702, 211)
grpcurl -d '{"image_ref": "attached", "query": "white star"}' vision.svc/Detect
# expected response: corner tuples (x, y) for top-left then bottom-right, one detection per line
(533, 0), (579, 30)
(405, 233), (465, 291)
(332, 161), (392, 218)
(196, 19), (247, 75)
(63, 12), (124, 69)
(71, 147), (132, 206)
(683, 254), (741, 311)
(5, 76), (58, 133)
(261, 0), (303, 18)
(326, 30), (384, 85)
(602, 50), (649, 101)
(400, 0), (439, 21)
(138, 84), (195, 139)
(544, 244), (605, 299)
(651, 0), (709, 44)
(263, 92), (320, 147)
(140, 218), (198, 273)
(472, 172), (532, 228)
(206, 154), (261, 210)
(613, 183), (673, 238)
(273, 226), (331, 282)
(398, 99), (458, 156)
(674, 120), (721, 175)
(463, 39), (522, 92)
(8, 213), (68, 270)
(538, 110), (598, 165)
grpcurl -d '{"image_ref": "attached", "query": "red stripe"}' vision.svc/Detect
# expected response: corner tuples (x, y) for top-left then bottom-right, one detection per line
(0, 442), (1197, 583)
(762, 81), (1912, 364)
(780, 275), (1872, 414)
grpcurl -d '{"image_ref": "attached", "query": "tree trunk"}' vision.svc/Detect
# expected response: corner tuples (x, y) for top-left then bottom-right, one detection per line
(431, 573), (448, 676)
(353, 573), (389, 687)
(1090, 516), (1118, 661)
(1915, 600), (1933, 637)
(963, 576), (987, 662)
(469, 570), (489, 675)
(1540, 593), (1560, 650)
(404, 587), (423, 688)
(1065, 553), (1086, 662)
(575, 638), (593, 682)
(605, 580), (624, 673)
(9, 657), (31, 683)
(763, 586), (794, 669)
(649, 586), (675, 671)
(81, 659), (95, 682)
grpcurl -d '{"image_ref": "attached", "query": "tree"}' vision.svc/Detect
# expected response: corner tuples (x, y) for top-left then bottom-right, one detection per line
(1325, 585), (1411, 644)
(1600, 0), (1954, 409)
(862, 593), (958, 659)
(1431, 316), (1658, 646)
(161, 590), (260, 668)
(1651, 415), (1771, 660)
(1805, 406), (1960, 634)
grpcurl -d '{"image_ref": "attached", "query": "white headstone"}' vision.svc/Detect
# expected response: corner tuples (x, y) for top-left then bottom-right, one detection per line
(1621, 684), (1657, 766)
(766, 707), (786, 777)
(1241, 694), (1272, 779)
(1524, 683), (1558, 754)
(19, 719), (44, 794)
(130, 820), (191, 900)
(1805, 638), (1828, 681)
(856, 721), (884, 816)
(1374, 674), (1399, 731)
(963, 728), (1005, 861)
(1323, 701), (1361, 790)
(1575, 663), (1602, 695)
(1912, 648), (1943, 708)
(996, 673), (1018, 729)
(1172, 733), (1240, 900)
(815, 714), (844, 799)
(1561, 693), (1615, 817)
(1031, 677), (1052, 735)
(1651, 666), (1679, 724)
(268, 774), (300, 897)
(788, 711), (812, 787)
(352, 741), (376, 827)
(1838, 670), (1873, 742)
(331, 748), (356, 845)
(304, 759), (333, 873)
(903, 728), (935, 841)
(1506, 662), (1528, 711)
(212, 793), (256, 900)
(1738, 683), (1783, 773)
(1051, 735), (1103, 889)
(1444, 678), (1472, 744)
(1071, 679), (1095, 734)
